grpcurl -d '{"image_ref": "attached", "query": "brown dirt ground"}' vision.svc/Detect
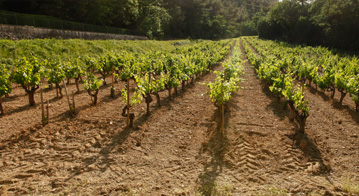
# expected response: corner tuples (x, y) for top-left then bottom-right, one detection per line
(0, 40), (358, 195)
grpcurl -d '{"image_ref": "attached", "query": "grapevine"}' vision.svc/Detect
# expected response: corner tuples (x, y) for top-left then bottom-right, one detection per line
(0, 64), (12, 115)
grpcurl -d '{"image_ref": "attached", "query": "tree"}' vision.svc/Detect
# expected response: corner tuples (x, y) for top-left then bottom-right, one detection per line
(256, 0), (359, 50)
(163, 0), (243, 39)
(1, 0), (280, 40)
(109, 0), (139, 29)
(268, 0), (310, 41)
(311, 0), (359, 50)
(257, 15), (280, 39)
(137, 0), (171, 39)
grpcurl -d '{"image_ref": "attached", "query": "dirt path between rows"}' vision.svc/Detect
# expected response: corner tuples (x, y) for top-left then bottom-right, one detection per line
(0, 40), (358, 195)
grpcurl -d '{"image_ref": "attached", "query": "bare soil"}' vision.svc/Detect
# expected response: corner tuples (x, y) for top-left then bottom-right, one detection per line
(0, 41), (358, 195)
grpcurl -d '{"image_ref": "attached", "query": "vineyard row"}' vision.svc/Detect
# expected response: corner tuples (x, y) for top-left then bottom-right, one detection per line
(241, 36), (359, 132)
(0, 39), (237, 127)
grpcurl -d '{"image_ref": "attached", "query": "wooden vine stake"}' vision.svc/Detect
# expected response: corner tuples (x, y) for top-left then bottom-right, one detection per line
(221, 103), (224, 133)
(127, 79), (130, 127)
(46, 100), (49, 122)
(147, 73), (152, 115)
(221, 70), (226, 133)
(168, 75), (172, 100)
(62, 80), (75, 116)
(111, 65), (115, 98)
(0, 97), (4, 115)
(40, 89), (44, 123)
(71, 90), (76, 113)
(40, 89), (48, 126)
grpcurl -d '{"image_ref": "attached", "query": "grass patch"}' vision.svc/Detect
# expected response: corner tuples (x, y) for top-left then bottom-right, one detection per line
(196, 181), (234, 196)
(257, 186), (289, 196)
(342, 178), (359, 195)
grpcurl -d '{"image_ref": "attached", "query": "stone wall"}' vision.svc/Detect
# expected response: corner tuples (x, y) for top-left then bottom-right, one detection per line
(0, 24), (147, 40)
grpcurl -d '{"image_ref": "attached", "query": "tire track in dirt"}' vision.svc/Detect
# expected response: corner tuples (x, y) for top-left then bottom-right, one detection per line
(245, 38), (359, 184)
(198, 39), (338, 195)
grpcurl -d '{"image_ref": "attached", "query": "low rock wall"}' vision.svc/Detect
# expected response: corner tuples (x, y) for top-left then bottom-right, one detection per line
(0, 24), (147, 40)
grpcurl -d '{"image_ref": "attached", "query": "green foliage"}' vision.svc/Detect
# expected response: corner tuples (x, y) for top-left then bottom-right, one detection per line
(256, 0), (359, 50)
(257, 15), (279, 39)
(130, 72), (167, 107)
(118, 60), (140, 81)
(311, 0), (359, 49)
(12, 56), (43, 91)
(282, 77), (309, 117)
(0, 39), (190, 65)
(293, 86), (309, 117)
(119, 39), (232, 108)
(65, 58), (84, 79)
(293, 58), (314, 82)
(316, 66), (335, 91)
(4, 38), (231, 109)
(244, 35), (359, 115)
(0, 0), (280, 40)
(45, 61), (66, 85)
(121, 86), (142, 107)
(205, 72), (241, 106)
(12, 56), (43, 105)
(204, 44), (243, 106)
(334, 71), (349, 92)
(242, 37), (310, 120)
(96, 53), (119, 83)
(269, 74), (286, 98)
(138, 1), (171, 39)
(348, 75), (359, 105)
(85, 56), (98, 73)
(135, 73), (167, 96)
(258, 59), (281, 84)
(0, 64), (12, 97)
(239, 20), (257, 36)
(83, 73), (103, 92)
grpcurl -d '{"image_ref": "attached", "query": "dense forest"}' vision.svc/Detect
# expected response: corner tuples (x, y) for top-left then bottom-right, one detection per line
(256, 0), (359, 50)
(0, 0), (277, 39)
(1, 0), (358, 50)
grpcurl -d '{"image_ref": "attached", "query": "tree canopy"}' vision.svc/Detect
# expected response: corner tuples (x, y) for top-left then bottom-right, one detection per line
(256, 0), (359, 50)
(0, 0), (277, 39)
(1, 0), (357, 50)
